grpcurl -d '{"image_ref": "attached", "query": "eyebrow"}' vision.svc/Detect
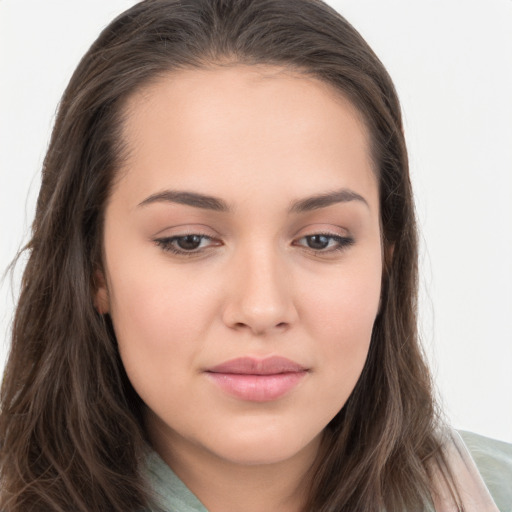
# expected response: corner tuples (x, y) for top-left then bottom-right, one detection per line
(138, 190), (230, 212)
(289, 188), (369, 213)
(137, 187), (368, 213)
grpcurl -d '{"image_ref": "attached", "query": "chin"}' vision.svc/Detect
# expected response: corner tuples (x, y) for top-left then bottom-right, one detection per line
(200, 424), (323, 467)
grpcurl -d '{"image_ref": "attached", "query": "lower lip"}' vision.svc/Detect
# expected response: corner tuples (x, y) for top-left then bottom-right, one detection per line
(206, 371), (307, 402)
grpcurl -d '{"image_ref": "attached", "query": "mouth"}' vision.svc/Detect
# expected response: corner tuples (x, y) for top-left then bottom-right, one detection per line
(204, 356), (309, 402)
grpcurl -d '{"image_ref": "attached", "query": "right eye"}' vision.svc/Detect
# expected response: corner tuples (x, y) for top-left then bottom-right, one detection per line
(154, 234), (219, 255)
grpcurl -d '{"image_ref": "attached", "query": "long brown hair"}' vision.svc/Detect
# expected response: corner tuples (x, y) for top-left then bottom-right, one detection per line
(1, 1), (454, 510)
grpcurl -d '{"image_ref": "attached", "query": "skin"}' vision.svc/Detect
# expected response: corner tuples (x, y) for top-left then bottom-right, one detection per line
(96, 65), (383, 512)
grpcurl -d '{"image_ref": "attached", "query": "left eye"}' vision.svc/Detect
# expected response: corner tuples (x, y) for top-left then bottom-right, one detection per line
(295, 234), (354, 252)
(155, 234), (215, 254)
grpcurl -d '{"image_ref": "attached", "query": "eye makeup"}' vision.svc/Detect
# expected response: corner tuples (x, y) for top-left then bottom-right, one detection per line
(293, 233), (354, 254)
(154, 234), (221, 256)
(153, 230), (355, 260)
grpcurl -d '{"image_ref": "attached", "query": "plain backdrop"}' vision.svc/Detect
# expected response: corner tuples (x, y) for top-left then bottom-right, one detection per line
(1, 0), (511, 443)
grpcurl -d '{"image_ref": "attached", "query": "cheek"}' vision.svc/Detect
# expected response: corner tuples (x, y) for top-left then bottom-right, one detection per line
(304, 258), (382, 338)
(105, 258), (221, 388)
(108, 242), (220, 332)
(301, 254), (382, 383)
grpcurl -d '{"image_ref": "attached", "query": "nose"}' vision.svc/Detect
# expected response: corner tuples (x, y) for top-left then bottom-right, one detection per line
(221, 244), (298, 336)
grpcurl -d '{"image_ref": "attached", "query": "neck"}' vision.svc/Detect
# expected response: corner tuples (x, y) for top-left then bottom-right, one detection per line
(147, 418), (321, 512)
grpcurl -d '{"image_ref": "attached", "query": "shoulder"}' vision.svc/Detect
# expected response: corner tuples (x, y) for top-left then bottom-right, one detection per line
(458, 430), (512, 512)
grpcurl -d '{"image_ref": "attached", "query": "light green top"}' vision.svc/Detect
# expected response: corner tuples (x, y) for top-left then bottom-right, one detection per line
(143, 431), (512, 511)
(458, 430), (512, 512)
(144, 449), (207, 512)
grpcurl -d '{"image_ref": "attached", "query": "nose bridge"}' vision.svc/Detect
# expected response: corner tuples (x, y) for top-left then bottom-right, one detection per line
(224, 237), (295, 334)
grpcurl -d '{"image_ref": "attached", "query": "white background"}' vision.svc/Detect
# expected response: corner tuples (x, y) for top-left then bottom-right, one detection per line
(1, 1), (511, 443)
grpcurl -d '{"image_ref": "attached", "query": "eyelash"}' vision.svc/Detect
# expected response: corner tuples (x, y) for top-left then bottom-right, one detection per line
(154, 234), (217, 256)
(154, 232), (354, 257)
(293, 233), (354, 254)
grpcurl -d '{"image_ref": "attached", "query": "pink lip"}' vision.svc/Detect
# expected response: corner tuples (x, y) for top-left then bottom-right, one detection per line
(205, 356), (308, 402)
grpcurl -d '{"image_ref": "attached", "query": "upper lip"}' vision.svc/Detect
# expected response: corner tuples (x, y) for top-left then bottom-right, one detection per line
(206, 356), (307, 375)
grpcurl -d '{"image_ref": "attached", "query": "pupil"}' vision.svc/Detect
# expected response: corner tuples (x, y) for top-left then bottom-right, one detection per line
(307, 235), (329, 250)
(178, 235), (202, 250)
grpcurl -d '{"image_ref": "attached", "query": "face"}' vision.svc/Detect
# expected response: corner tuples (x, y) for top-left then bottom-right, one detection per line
(96, 65), (383, 469)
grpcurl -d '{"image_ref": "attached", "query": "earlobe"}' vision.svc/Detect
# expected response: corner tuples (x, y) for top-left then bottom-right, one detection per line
(93, 270), (110, 314)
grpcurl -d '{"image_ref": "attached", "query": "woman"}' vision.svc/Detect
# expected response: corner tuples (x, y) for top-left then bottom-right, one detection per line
(0, 1), (510, 511)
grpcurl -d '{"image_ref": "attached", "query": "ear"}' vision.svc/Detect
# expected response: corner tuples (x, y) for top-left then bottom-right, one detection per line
(378, 242), (395, 314)
(384, 243), (395, 272)
(93, 269), (110, 314)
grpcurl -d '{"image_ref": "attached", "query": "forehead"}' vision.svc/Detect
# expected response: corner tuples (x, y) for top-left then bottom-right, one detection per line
(115, 64), (377, 209)
(121, 64), (371, 152)
(126, 64), (361, 112)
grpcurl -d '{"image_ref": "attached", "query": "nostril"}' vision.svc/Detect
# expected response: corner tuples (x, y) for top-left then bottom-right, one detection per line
(231, 321), (289, 334)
